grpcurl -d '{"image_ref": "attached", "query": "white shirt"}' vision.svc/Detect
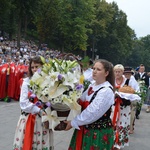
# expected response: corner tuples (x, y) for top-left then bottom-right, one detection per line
(129, 75), (140, 92)
(71, 81), (114, 129)
(140, 72), (145, 79)
(19, 77), (40, 114)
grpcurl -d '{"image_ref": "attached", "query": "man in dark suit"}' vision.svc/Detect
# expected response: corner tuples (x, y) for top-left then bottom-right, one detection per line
(134, 64), (149, 119)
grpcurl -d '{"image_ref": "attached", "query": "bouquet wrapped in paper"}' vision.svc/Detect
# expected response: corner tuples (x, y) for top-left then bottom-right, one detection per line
(30, 58), (84, 130)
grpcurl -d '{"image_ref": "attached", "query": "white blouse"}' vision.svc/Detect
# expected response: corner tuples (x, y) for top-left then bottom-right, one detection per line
(19, 77), (40, 114)
(71, 81), (115, 129)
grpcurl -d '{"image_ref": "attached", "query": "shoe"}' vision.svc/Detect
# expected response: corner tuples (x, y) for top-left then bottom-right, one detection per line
(136, 116), (139, 119)
(146, 108), (150, 113)
(7, 98), (11, 103)
(129, 130), (134, 134)
(113, 147), (120, 150)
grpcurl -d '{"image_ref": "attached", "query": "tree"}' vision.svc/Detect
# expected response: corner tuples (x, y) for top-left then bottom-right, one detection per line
(34, 0), (61, 46)
(54, 0), (96, 52)
(7, 0), (41, 47)
(87, 0), (135, 65)
(0, 0), (16, 38)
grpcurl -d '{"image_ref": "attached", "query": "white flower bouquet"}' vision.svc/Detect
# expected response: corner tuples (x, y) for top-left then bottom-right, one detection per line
(137, 80), (147, 102)
(30, 58), (84, 130)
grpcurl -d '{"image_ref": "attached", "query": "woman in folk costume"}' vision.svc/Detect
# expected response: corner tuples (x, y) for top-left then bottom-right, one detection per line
(123, 68), (140, 134)
(13, 56), (54, 150)
(65, 59), (115, 150)
(113, 65), (141, 150)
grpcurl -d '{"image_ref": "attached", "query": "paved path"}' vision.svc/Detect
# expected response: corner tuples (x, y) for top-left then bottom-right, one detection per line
(0, 101), (150, 150)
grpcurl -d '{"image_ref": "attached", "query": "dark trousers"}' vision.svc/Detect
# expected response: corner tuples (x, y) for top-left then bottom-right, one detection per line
(136, 103), (141, 117)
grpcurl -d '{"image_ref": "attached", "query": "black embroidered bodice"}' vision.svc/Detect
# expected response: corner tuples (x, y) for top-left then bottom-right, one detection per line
(85, 86), (113, 129)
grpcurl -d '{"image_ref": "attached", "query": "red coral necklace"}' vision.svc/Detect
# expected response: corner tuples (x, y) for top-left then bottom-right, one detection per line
(116, 76), (124, 88)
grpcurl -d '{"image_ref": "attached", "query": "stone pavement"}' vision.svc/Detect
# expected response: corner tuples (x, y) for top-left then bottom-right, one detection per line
(0, 100), (150, 150)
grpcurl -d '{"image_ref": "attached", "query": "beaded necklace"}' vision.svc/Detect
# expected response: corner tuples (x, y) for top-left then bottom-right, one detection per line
(115, 76), (124, 89)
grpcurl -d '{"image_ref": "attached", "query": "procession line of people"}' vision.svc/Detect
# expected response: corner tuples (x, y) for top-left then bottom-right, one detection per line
(1, 39), (149, 150)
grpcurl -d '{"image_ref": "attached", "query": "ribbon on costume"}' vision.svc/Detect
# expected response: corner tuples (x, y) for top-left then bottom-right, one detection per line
(23, 114), (36, 150)
(112, 96), (122, 143)
(23, 93), (39, 150)
(75, 99), (89, 150)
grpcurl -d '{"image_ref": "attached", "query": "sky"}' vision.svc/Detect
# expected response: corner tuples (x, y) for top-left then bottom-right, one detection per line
(105, 0), (150, 38)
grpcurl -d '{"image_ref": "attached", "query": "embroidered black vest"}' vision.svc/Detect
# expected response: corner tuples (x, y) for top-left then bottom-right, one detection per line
(85, 86), (113, 129)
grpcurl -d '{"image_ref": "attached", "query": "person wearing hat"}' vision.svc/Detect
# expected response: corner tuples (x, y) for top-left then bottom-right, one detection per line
(123, 67), (140, 134)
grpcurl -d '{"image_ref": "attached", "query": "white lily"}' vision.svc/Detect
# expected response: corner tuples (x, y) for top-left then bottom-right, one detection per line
(31, 72), (41, 82)
(47, 72), (60, 87)
(62, 91), (81, 117)
(48, 83), (68, 98)
(42, 107), (60, 131)
(31, 72), (44, 86)
(63, 72), (78, 89)
(40, 79), (49, 89)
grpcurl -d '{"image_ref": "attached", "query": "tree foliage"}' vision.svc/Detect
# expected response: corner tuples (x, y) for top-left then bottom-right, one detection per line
(88, 1), (135, 64)
(0, 0), (150, 70)
(53, 0), (96, 51)
(127, 35), (150, 71)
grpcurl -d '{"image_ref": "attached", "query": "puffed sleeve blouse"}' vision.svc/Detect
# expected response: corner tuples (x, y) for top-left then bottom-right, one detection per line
(19, 77), (40, 114)
(71, 81), (115, 129)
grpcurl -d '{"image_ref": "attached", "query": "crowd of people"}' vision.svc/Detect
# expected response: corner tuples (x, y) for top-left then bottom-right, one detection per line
(0, 39), (81, 102)
(0, 39), (149, 150)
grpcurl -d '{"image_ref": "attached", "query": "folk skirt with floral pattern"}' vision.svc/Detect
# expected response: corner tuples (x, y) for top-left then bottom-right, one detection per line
(13, 114), (54, 150)
(113, 105), (131, 149)
(68, 127), (114, 150)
